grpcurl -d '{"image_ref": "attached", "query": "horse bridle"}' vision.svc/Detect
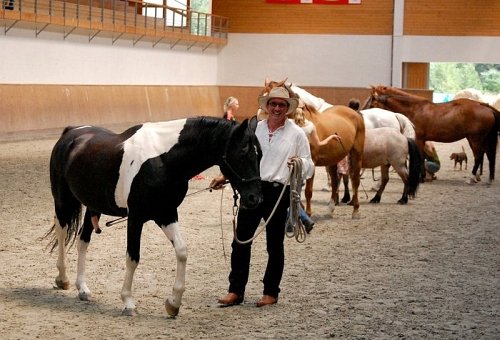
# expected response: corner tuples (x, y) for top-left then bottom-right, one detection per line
(221, 126), (261, 187)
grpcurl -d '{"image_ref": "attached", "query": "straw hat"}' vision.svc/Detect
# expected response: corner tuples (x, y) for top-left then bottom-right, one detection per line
(258, 87), (299, 115)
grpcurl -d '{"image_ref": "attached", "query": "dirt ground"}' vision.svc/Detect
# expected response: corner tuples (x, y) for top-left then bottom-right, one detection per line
(0, 133), (498, 339)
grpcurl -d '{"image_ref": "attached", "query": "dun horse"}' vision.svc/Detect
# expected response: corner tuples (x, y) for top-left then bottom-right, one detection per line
(360, 127), (421, 204)
(261, 79), (365, 219)
(339, 100), (416, 203)
(46, 117), (262, 317)
(364, 85), (500, 184)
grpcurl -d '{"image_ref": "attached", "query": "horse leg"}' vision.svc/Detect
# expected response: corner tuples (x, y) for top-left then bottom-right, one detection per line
(466, 138), (485, 184)
(120, 216), (144, 316)
(326, 165), (339, 213)
(394, 166), (409, 205)
(370, 165), (389, 204)
(75, 209), (98, 301)
(304, 173), (315, 216)
(485, 130), (497, 183)
(161, 221), (187, 317)
(349, 153), (362, 220)
(340, 174), (351, 204)
(54, 217), (70, 290)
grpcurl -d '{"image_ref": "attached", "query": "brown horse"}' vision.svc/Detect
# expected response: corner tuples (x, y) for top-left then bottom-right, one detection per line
(260, 79), (365, 219)
(364, 85), (500, 184)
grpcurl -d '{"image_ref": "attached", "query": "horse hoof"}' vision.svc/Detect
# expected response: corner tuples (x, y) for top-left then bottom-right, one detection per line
(122, 307), (137, 317)
(165, 299), (180, 317)
(78, 291), (91, 301)
(328, 201), (336, 213)
(465, 178), (476, 185)
(55, 278), (70, 290)
(351, 212), (361, 220)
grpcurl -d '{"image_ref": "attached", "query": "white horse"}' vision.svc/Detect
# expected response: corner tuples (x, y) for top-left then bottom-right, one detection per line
(290, 84), (415, 138)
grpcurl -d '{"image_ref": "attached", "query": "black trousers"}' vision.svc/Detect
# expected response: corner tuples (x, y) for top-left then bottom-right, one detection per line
(228, 181), (290, 299)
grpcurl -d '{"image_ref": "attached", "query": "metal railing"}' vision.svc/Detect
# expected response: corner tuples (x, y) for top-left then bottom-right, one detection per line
(1, 0), (228, 48)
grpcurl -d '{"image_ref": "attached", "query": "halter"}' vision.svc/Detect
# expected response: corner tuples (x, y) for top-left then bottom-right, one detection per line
(220, 125), (261, 187)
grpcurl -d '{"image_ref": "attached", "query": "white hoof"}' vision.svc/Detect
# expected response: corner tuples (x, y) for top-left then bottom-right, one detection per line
(328, 201), (336, 213)
(122, 307), (137, 317)
(78, 291), (91, 301)
(165, 299), (180, 317)
(465, 177), (477, 185)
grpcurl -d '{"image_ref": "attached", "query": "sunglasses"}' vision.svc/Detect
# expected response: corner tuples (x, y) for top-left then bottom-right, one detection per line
(267, 101), (288, 109)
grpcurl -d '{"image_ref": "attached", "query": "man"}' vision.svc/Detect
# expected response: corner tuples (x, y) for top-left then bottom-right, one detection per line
(211, 87), (315, 307)
(424, 141), (440, 181)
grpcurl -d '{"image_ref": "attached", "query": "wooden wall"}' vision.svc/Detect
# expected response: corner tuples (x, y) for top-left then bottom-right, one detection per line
(0, 85), (221, 139)
(212, 0), (394, 35)
(0, 84), (432, 139)
(213, 0), (499, 37)
(403, 63), (429, 89)
(404, 0), (500, 36)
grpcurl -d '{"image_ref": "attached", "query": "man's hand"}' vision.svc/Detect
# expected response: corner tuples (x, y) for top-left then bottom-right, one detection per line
(210, 175), (227, 190)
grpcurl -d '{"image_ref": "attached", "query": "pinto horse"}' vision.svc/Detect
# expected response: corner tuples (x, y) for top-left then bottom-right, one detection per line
(260, 79), (365, 219)
(364, 86), (500, 184)
(46, 117), (262, 317)
(361, 127), (421, 204)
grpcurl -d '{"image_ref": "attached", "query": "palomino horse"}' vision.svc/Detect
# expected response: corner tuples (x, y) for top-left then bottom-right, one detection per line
(46, 117), (262, 317)
(261, 79), (365, 219)
(361, 127), (421, 204)
(364, 86), (500, 184)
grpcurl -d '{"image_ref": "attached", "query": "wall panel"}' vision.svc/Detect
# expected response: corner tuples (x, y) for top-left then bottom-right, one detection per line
(212, 0), (394, 35)
(404, 0), (500, 36)
(0, 85), (221, 138)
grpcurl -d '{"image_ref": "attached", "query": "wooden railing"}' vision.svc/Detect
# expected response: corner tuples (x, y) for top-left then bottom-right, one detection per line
(1, 0), (228, 49)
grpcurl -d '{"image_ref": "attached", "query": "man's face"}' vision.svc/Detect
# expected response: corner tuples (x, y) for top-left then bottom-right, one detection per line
(267, 98), (289, 118)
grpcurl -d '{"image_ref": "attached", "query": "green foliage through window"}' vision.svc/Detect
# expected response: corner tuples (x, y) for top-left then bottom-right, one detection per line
(430, 63), (500, 94)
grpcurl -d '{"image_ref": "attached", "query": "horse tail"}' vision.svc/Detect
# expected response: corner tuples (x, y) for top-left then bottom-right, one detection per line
(395, 113), (416, 139)
(44, 139), (83, 252)
(485, 107), (500, 181)
(406, 138), (422, 197)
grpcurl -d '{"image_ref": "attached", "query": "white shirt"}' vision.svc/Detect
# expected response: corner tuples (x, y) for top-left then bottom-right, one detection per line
(256, 119), (315, 185)
(301, 119), (315, 137)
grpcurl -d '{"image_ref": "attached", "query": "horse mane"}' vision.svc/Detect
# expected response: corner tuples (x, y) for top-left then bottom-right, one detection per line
(373, 85), (431, 104)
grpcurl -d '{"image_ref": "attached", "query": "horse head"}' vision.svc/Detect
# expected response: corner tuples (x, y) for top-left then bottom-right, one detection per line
(362, 85), (391, 110)
(220, 118), (263, 209)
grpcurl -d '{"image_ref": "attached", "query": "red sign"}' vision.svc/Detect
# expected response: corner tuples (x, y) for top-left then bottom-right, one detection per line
(266, 0), (361, 4)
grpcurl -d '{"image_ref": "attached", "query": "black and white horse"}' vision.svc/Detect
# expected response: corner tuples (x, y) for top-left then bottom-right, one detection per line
(46, 116), (262, 316)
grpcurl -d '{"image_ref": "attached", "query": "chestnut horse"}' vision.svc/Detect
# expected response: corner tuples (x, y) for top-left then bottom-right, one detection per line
(364, 86), (500, 184)
(261, 79), (365, 219)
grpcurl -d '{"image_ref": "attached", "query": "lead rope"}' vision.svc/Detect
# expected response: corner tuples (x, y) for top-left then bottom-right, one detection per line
(232, 157), (305, 245)
(285, 158), (307, 243)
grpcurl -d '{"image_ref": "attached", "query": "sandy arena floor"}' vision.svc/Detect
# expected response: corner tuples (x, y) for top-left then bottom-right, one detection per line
(0, 134), (498, 339)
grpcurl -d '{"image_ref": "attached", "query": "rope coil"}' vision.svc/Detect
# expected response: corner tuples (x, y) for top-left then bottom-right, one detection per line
(285, 157), (307, 243)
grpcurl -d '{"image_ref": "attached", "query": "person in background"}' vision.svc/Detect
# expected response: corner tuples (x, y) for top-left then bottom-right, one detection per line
(424, 141), (440, 181)
(223, 96), (239, 121)
(211, 87), (314, 308)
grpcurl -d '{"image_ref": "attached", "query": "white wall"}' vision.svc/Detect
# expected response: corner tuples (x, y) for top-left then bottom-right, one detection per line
(216, 33), (393, 87)
(0, 28), (219, 85)
(1, 27), (498, 87)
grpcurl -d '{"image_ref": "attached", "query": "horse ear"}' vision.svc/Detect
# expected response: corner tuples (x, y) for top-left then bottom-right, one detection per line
(247, 115), (259, 132)
(264, 77), (270, 86)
